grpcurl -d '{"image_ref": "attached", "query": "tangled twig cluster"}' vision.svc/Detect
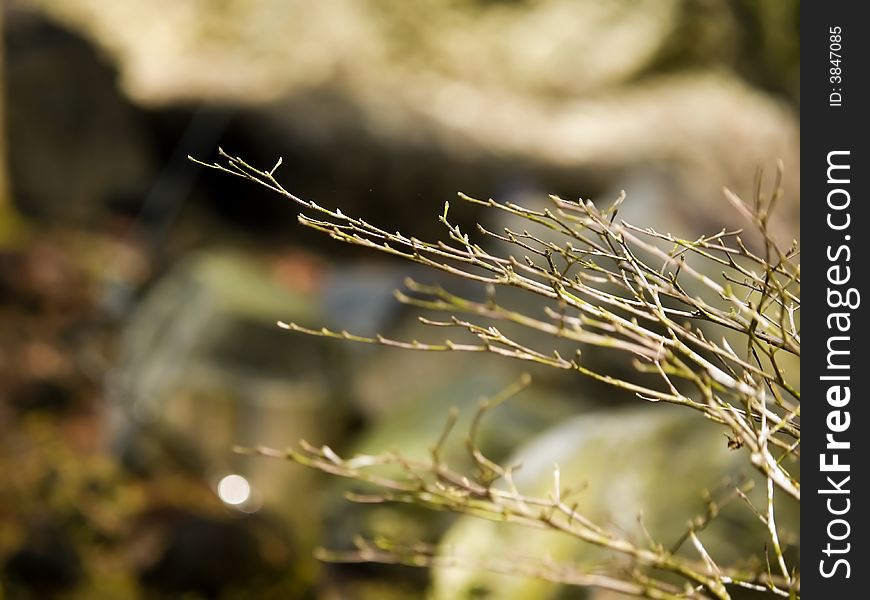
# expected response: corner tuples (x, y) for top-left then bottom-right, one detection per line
(194, 150), (800, 599)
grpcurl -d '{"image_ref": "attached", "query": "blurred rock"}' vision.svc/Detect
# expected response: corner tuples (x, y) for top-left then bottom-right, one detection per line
(431, 406), (799, 599)
(27, 0), (799, 239)
(28, 0), (679, 104)
(352, 352), (582, 466)
(475, 74), (798, 242)
(321, 341), (586, 597)
(25, 0), (800, 108)
(112, 249), (345, 540)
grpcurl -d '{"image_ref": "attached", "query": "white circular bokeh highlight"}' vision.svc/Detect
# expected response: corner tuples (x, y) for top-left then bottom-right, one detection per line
(217, 474), (252, 506)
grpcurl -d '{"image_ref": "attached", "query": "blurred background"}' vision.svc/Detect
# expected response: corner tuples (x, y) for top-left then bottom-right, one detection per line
(0, 1), (798, 598)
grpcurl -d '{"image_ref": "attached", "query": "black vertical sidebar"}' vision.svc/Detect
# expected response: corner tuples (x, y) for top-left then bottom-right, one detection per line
(802, 2), (868, 597)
